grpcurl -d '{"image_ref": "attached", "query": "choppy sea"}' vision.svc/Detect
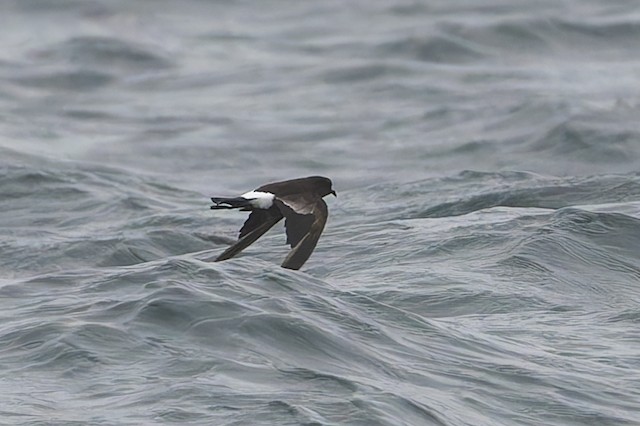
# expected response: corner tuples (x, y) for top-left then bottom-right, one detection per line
(1, 1), (640, 425)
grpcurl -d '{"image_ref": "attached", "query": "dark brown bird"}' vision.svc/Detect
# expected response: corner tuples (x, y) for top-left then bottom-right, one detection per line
(210, 176), (336, 270)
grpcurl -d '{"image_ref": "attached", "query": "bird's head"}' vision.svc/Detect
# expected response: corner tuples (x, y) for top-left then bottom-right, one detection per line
(309, 176), (336, 198)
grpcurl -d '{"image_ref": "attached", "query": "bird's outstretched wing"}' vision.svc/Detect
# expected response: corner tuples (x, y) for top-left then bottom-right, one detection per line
(215, 207), (283, 262)
(239, 209), (280, 239)
(275, 198), (328, 270)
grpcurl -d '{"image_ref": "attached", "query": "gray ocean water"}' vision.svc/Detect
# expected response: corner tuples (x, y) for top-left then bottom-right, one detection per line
(2, 0), (640, 425)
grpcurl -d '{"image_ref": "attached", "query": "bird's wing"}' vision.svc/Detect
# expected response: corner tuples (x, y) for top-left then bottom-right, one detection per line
(276, 194), (316, 215)
(239, 209), (280, 239)
(275, 198), (328, 270)
(215, 207), (283, 262)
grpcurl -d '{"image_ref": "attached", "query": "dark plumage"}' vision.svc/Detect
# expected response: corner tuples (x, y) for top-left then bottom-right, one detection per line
(210, 176), (336, 270)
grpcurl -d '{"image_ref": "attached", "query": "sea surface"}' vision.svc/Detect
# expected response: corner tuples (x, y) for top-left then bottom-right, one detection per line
(1, 0), (640, 425)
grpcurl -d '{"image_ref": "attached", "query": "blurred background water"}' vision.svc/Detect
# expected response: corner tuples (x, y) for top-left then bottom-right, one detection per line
(1, 0), (640, 425)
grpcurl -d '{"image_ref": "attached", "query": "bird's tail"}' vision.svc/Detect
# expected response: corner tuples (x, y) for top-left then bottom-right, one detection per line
(210, 197), (252, 210)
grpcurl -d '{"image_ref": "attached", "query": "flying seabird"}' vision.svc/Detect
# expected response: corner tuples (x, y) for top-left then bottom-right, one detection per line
(210, 176), (336, 270)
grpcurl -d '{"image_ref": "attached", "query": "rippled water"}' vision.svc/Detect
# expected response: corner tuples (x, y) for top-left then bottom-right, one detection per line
(2, 1), (640, 425)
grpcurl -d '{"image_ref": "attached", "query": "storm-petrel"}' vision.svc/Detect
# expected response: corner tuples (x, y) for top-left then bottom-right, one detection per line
(210, 176), (336, 270)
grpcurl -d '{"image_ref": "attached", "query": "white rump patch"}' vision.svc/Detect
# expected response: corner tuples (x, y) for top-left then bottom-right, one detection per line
(241, 191), (275, 209)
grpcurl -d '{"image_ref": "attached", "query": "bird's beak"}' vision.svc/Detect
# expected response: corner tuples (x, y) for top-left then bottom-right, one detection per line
(330, 190), (337, 197)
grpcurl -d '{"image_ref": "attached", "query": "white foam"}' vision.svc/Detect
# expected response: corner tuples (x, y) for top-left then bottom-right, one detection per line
(241, 191), (275, 209)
